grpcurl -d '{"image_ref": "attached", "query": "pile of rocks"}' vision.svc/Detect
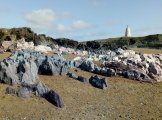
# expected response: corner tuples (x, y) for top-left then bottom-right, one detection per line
(0, 49), (105, 108)
(0, 49), (72, 108)
(78, 48), (162, 82)
(104, 50), (162, 82)
(67, 72), (108, 89)
(79, 60), (116, 77)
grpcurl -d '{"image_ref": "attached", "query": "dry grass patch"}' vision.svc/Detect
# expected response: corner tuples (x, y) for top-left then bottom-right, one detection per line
(132, 48), (162, 54)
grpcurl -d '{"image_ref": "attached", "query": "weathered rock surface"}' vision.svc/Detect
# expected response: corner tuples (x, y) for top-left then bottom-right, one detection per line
(67, 72), (109, 89)
(17, 38), (34, 50)
(2, 41), (14, 50)
(89, 75), (108, 90)
(103, 49), (162, 82)
(0, 59), (38, 85)
(79, 60), (116, 77)
(17, 87), (30, 98)
(44, 90), (64, 108)
(0, 49), (67, 108)
(34, 45), (52, 53)
(78, 48), (162, 82)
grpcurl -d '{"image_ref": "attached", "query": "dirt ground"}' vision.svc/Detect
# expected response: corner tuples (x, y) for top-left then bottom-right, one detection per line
(0, 49), (162, 120)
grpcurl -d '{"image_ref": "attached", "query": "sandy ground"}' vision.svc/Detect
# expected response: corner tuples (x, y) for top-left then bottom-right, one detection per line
(0, 49), (162, 120)
(131, 48), (162, 54)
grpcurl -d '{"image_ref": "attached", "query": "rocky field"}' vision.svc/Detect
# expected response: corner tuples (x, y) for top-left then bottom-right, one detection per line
(0, 48), (162, 120)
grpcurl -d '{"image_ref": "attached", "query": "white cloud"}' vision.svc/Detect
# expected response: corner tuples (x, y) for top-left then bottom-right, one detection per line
(57, 20), (92, 32)
(72, 20), (91, 29)
(57, 24), (71, 32)
(25, 9), (56, 30)
(25, 9), (93, 34)
(60, 11), (73, 19)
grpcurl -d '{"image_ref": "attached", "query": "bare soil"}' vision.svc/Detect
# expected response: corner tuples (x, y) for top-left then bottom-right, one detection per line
(0, 49), (162, 120)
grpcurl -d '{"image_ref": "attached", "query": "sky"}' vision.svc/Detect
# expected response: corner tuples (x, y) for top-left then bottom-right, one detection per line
(0, 0), (162, 41)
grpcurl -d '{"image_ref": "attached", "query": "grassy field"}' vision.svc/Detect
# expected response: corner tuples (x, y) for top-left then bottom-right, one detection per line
(0, 49), (162, 120)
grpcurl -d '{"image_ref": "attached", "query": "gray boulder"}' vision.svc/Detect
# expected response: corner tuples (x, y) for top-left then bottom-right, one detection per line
(17, 87), (30, 98)
(0, 59), (38, 85)
(38, 56), (69, 76)
(79, 60), (95, 72)
(67, 72), (89, 83)
(0, 60), (19, 85)
(35, 82), (50, 97)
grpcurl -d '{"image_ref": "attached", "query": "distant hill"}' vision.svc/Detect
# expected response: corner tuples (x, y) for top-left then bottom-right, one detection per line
(0, 27), (78, 48)
(1, 27), (162, 50)
(84, 34), (162, 49)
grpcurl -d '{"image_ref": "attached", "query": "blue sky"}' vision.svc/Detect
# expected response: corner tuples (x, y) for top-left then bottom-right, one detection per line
(0, 0), (162, 41)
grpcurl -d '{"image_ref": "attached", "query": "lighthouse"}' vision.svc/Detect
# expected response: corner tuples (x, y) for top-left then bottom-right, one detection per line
(125, 25), (131, 37)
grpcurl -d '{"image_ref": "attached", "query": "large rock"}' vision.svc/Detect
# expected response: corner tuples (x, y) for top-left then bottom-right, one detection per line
(0, 58), (38, 85)
(79, 60), (95, 72)
(17, 87), (30, 98)
(34, 82), (50, 97)
(17, 38), (34, 50)
(5, 82), (64, 108)
(89, 75), (108, 90)
(44, 90), (64, 108)
(38, 56), (69, 75)
(2, 41), (14, 50)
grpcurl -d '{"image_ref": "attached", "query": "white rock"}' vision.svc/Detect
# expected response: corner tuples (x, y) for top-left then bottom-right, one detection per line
(17, 38), (34, 50)
(34, 45), (52, 53)
(73, 57), (82, 61)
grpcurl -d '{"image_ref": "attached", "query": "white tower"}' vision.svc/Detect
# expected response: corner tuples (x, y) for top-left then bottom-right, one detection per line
(125, 25), (131, 37)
